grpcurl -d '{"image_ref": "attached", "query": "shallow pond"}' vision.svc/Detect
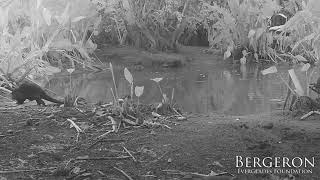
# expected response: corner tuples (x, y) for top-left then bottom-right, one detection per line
(46, 58), (318, 116)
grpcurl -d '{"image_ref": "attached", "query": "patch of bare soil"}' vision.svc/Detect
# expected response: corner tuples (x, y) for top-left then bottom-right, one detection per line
(0, 99), (319, 180)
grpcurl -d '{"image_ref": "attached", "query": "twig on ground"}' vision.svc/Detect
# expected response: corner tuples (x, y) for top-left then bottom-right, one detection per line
(0, 87), (12, 93)
(122, 118), (137, 126)
(75, 107), (84, 113)
(124, 130), (134, 135)
(140, 174), (157, 178)
(122, 145), (137, 162)
(162, 124), (172, 129)
(126, 114), (137, 121)
(76, 156), (131, 161)
(301, 110), (320, 120)
(40, 107), (47, 113)
(172, 108), (183, 117)
(113, 166), (134, 180)
(96, 130), (113, 139)
(66, 118), (84, 142)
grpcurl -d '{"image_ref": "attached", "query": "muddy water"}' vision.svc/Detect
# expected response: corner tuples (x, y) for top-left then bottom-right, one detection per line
(47, 61), (298, 116)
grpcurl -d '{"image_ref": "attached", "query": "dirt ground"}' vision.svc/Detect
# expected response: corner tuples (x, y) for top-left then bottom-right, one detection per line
(0, 46), (319, 180)
(0, 99), (319, 180)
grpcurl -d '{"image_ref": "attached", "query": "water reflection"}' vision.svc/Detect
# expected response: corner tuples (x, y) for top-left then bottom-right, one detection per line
(46, 63), (289, 115)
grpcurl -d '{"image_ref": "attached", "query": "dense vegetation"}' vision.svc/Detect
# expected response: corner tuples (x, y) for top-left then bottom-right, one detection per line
(0, 0), (319, 85)
(96, 0), (319, 64)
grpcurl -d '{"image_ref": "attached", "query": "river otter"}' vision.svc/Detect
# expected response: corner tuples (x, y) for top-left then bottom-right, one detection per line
(12, 83), (63, 106)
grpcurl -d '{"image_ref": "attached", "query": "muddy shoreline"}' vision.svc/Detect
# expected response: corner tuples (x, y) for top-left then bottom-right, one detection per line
(0, 46), (319, 180)
(0, 99), (319, 180)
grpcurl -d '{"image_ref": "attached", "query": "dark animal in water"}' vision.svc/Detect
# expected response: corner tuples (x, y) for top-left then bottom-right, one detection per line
(12, 83), (63, 106)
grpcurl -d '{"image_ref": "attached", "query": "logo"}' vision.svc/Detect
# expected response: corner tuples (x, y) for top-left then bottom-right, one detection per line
(236, 156), (315, 174)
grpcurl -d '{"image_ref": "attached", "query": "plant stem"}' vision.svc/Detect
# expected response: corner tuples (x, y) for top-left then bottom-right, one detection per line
(171, 88), (175, 105)
(110, 88), (117, 106)
(69, 74), (72, 91)
(110, 63), (119, 106)
(278, 74), (296, 95)
(306, 71), (309, 96)
(130, 82), (133, 102)
(157, 83), (165, 99)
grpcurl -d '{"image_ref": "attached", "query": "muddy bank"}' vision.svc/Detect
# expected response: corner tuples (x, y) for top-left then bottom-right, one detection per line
(0, 100), (319, 180)
(94, 46), (223, 69)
